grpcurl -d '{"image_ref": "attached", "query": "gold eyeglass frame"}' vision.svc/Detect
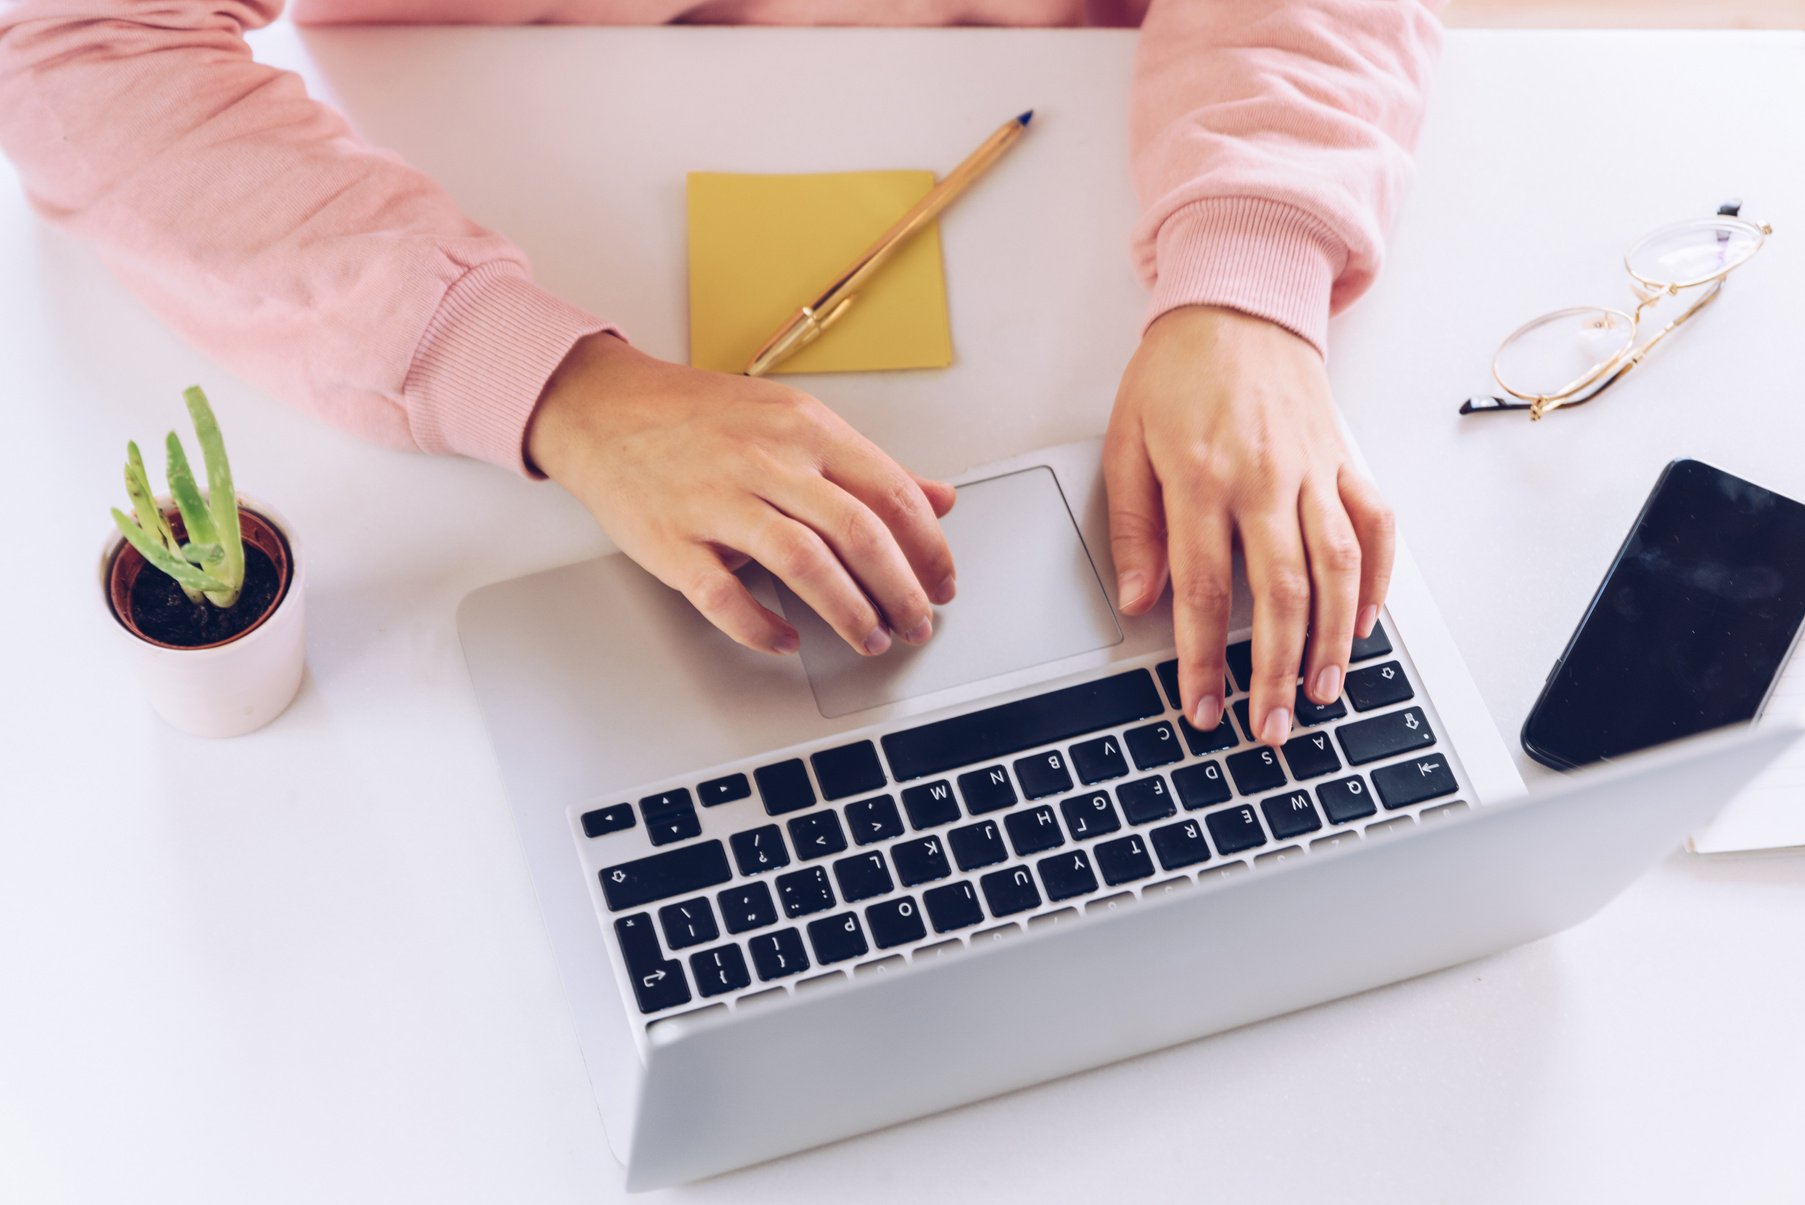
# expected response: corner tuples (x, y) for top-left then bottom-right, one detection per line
(1459, 202), (1772, 421)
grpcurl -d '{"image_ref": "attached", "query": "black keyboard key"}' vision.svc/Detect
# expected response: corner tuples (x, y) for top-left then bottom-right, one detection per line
(1036, 849), (1100, 901)
(957, 765), (1017, 815)
(922, 880), (985, 933)
(1094, 833), (1156, 885)
(1225, 641), (1254, 693)
(730, 824), (790, 876)
(1060, 790), (1121, 839)
(979, 865), (1042, 917)
(1071, 735), (1129, 784)
(810, 741), (886, 801)
(1150, 818), (1212, 870)
(689, 943), (751, 997)
(1179, 713), (1238, 755)
(600, 840), (732, 912)
(806, 911), (870, 965)
(865, 896), (927, 949)
(698, 773), (750, 807)
(1205, 803), (1268, 855)
(1316, 775), (1377, 825)
(901, 780), (961, 829)
(881, 669), (1163, 782)
(949, 819), (1008, 871)
(754, 759), (816, 816)
(1155, 658), (1183, 710)
(1006, 804), (1065, 856)
(1117, 775), (1176, 825)
(1350, 620), (1392, 662)
(1346, 660), (1414, 711)
(891, 835), (951, 886)
(1372, 754), (1458, 810)
(614, 912), (691, 1014)
(845, 794), (904, 846)
(657, 896), (719, 950)
(580, 803), (634, 838)
(1226, 746), (1286, 795)
(717, 881), (778, 934)
(749, 927), (810, 982)
(775, 865), (836, 918)
(1014, 750), (1074, 800)
(1280, 729), (1342, 781)
(1125, 721), (1184, 770)
(1260, 789), (1323, 841)
(832, 849), (895, 903)
(640, 788), (700, 846)
(1293, 688), (1347, 728)
(787, 810), (848, 861)
(1172, 761), (1232, 810)
(1337, 706), (1437, 765)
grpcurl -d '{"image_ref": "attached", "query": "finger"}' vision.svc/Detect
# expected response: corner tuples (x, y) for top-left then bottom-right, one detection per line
(1164, 484), (1233, 733)
(1103, 426), (1169, 617)
(1298, 481), (1361, 706)
(773, 476), (936, 645)
(739, 503), (891, 656)
(824, 446), (958, 607)
(1240, 505), (1312, 747)
(1339, 469), (1396, 638)
(913, 473), (958, 520)
(655, 542), (799, 656)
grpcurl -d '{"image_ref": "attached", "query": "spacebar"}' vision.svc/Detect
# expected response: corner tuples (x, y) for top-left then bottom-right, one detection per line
(881, 669), (1164, 782)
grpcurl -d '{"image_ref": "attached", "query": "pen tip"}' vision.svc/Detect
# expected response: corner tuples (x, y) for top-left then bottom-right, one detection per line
(1016, 110), (1033, 127)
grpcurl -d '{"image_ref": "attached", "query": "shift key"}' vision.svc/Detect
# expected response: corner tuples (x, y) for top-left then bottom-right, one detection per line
(1336, 707), (1438, 765)
(601, 840), (732, 911)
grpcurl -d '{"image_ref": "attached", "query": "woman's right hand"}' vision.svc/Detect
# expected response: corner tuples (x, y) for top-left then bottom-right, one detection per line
(525, 333), (958, 657)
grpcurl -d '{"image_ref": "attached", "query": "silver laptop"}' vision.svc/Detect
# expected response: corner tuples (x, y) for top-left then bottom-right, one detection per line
(457, 437), (1795, 1191)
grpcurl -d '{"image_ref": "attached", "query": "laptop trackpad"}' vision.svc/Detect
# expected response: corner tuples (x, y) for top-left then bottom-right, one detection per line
(775, 465), (1123, 719)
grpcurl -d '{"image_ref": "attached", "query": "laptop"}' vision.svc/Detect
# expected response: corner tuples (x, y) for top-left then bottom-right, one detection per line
(456, 436), (1796, 1190)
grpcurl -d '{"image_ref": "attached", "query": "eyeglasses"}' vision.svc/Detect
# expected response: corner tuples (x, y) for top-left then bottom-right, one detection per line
(1459, 200), (1771, 421)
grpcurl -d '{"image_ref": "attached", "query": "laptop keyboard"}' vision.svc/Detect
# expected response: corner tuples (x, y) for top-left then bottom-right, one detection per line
(572, 618), (1471, 1026)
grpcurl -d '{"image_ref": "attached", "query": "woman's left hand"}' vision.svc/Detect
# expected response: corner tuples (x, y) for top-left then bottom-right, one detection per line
(1104, 305), (1395, 749)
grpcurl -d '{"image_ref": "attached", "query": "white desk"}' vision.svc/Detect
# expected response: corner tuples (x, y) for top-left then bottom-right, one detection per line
(4, 25), (1803, 1204)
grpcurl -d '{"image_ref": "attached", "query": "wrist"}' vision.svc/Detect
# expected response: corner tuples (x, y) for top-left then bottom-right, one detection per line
(525, 331), (635, 481)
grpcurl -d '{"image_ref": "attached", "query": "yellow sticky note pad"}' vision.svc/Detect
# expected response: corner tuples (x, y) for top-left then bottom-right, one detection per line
(686, 170), (954, 375)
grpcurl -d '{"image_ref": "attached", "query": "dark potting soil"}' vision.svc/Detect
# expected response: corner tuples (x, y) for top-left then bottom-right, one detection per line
(127, 543), (283, 648)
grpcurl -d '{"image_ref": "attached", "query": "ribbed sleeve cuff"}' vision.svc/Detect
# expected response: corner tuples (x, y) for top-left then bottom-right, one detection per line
(1145, 197), (1346, 357)
(404, 263), (618, 478)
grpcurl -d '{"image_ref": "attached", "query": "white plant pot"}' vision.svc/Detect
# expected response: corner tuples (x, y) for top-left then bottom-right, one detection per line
(99, 495), (306, 738)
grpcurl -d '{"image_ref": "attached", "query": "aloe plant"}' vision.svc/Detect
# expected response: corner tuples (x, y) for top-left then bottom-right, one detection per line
(111, 386), (246, 609)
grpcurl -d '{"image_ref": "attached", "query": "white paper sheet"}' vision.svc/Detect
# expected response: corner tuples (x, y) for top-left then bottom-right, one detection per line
(1690, 650), (1805, 854)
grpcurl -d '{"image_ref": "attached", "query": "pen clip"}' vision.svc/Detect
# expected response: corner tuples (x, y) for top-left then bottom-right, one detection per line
(814, 294), (856, 333)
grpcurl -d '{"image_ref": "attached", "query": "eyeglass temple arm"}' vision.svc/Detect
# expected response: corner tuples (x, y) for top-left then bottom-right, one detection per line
(1457, 281), (1724, 418)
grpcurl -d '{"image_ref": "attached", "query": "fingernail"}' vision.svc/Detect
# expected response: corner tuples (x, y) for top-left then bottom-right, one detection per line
(1314, 665), (1342, 703)
(1357, 605), (1379, 639)
(1118, 571), (1146, 609)
(932, 574), (957, 605)
(863, 627), (892, 656)
(1192, 695), (1222, 731)
(1260, 708), (1292, 746)
(902, 618), (933, 645)
(773, 630), (800, 655)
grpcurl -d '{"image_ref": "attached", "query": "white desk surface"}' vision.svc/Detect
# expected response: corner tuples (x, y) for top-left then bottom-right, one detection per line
(4, 24), (1804, 1204)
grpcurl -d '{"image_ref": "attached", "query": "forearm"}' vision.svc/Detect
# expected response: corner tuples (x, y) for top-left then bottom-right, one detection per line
(1129, 0), (1446, 354)
(0, 0), (611, 473)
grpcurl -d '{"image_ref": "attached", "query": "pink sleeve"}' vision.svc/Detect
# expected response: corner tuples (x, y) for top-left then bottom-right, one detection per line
(1129, 0), (1446, 355)
(0, 0), (615, 476)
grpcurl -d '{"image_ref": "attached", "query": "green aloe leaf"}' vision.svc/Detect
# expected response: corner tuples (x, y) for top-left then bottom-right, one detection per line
(113, 509), (231, 596)
(183, 386), (243, 609)
(166, 432), (218, 549)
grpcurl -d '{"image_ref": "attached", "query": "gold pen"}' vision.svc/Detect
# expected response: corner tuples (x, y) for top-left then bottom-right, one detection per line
(743, 110), (1034, 377)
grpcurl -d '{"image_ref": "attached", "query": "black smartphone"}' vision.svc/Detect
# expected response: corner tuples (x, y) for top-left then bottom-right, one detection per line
(1521, 459), (1805, 770)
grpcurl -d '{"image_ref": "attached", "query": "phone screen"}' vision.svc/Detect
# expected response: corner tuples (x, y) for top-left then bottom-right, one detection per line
(1522, 459), (1805, 769)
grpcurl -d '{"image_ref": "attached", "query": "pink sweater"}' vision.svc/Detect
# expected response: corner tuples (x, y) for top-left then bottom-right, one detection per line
(0, 1), (1443, 476)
